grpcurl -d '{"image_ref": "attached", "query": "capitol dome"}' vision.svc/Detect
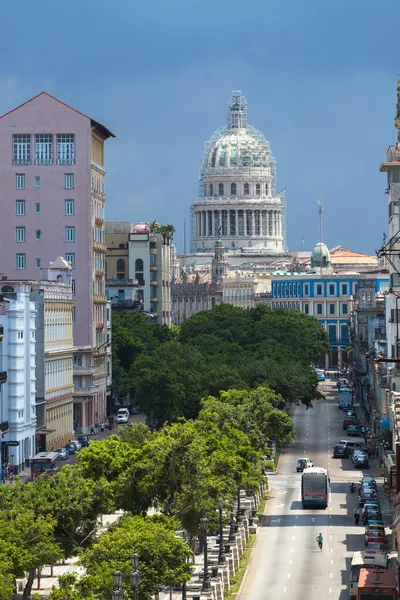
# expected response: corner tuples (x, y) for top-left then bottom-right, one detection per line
(191, 91), (286, 255)
(311, 242), (331, 270)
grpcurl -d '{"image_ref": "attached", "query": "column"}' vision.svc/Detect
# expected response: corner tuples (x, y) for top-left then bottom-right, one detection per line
(266, 211), (269, 237)
(219, 210), (222, 234)
(202, 211), (206, 237)
(278, 213), (281, 237)
(274, 211), (277, 236)
(234, 210), (238, 235)
(338, 347), (343, 369)
(251, 211), (255, 236)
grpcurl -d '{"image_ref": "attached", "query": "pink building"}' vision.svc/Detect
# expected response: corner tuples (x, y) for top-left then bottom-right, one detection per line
(0, 92), (115, 432)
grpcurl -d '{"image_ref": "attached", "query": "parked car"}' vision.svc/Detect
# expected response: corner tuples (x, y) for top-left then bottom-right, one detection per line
(353, 454), (369, 469)
(68, 440), (82, 452)
(366, 541), (389, 553)
(317, 372), (326, 381)
(296, 457), (313, 472)
(77, 435), (90, 448)
(129, 406), (139, 415)
(360, 491), (378, 506)
(362, 476), (377, 488)
(343, 418), (357, 430)
(66, 443), (76, 455)
(55, 447), (69, 460)
(364, 502), (380, 512)
(365, 532), (388, 546)
(333, 444), (349, 458)
(347, 425), (360, 437)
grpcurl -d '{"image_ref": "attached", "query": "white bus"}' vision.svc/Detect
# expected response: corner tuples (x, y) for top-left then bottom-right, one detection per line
(301, 467), (329, 508)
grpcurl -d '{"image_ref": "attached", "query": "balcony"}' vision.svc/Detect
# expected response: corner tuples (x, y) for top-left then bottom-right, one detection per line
(74, 386), (97, 397)
(150, 280), (158, 285)
(57, 158), (75, 166)
(73, 364), (96, 376)
(106, 279), (138, 287)
(95, 217), (104, 227)
(150, 297), (158, 302)
(35, 158), (52, 165)
(13, 159), (31, 166)
(95, 269), (105, 277)
(111, 299), (143, 311)
(93, 294), (107, 304)
(96, 322), (104, 329)
(0, 325), (4, 341)
(93, 241), (106, 253)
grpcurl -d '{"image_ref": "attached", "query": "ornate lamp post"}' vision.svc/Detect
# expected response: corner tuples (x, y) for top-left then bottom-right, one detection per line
(228, 511), (236, 543)
(112, 569), (125, 600)
(218, 503), (226, 565)
(236, 488), (242, 522)
(200, 509), (212, 592)
(130, 553), (141, 600)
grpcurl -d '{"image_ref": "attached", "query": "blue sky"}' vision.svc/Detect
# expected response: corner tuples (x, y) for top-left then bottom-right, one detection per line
(0, 0), (398, 254)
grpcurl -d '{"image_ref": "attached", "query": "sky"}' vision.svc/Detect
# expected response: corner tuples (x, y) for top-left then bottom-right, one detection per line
(0, 0), (398, 254)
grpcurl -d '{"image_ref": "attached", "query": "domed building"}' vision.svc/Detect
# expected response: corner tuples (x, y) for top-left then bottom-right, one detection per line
(191, 91), (287, 256)
(310, 242), (331, 270)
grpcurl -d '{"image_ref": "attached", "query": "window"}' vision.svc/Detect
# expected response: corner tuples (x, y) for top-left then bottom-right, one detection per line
(329, 303), (335, 315)
(64, 199), (75, 215)
(341, 283), (348, 295)
(342, 303), (348, 315)
(341, 325), (349, 342)
(72, 307), (76, 323)
(329, 283), (335, 295)
(304, 283), (309, 296)
(304, 303), (309, 314)
(35, 203), (40, 213)
(328, 325), (336, 342)
(117, 259), (125, 279)
(17, 331), (24, 340)
(16, 254), (26, 269)
(219, 183), (224, 196)
(13, 134), (31, 165)
(231, 182), (237, 196)
(65, 253), (75, 268)
(36, 230), (41, 240)
(256, 183), (261, 196)
(65, 226), (75, 242)
(35, 134), (52, 165)
(150, 254), (156, 266)
(317, 303), (323, 315)
(16, 200), (25, 215)
(16, 173), (25, 189)
(209, 183), (213, 196)
(71, 279), (76, 295)
(316, 284), (322, 295)
(65, 173), (75, 189)
(57, 134), (75, 165)
(135, 258), (143, 271)
(16, 227), (25, 242)
(219, 145), (227, 167)
(265, 182), (269, 195)
(135, 258), (144, 284)
(35, 176), (40, 187)
(244, 182), (250, 196)
(35, 258), (41, 268)
(150, 271), (157, 281)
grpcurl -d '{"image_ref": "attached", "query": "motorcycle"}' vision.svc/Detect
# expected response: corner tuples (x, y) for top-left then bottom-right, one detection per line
(349, 482), (357, 493)
(105, 422), (114, 431)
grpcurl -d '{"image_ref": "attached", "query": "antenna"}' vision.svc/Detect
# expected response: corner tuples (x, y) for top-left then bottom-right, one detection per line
(183, 218), (187, 254)
(301, 236), (304, 251)
(318, 197), (323, 244)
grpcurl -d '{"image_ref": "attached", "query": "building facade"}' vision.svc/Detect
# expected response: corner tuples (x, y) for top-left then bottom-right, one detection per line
(0, 92), (115, 431)
(0, 283), (37, 470)
(105, 222), (139, 310)
(191, 91), (286, 255)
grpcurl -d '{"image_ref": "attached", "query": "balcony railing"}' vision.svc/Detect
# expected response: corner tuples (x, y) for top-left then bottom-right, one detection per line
(96, 322), (104, 329)
(106, 279), (138, 286)
(0, 371), (7, 385)
(35, 158), (52, 165)
(57, 158), (75, 165)
(13, 159), (31, 166)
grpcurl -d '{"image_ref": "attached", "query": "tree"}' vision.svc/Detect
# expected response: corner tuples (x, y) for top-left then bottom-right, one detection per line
(80, 515), (192, 599)
(42, 573), (97, 600)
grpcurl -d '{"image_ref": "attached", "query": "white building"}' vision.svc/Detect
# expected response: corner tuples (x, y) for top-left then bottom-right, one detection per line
(0, 283), (37, 471)
(189, 91), (288, 262)
(128, 223), (172, 326)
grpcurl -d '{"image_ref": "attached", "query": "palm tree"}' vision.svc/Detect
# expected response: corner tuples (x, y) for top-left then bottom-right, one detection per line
(146, 220), (160, 233)
(159, 224), (175, 239)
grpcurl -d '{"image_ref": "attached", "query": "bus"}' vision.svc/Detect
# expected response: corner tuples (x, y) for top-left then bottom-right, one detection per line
(357, 568), (397, 600)
(30, 451), (61, 480)
(301, 467), (329, 508)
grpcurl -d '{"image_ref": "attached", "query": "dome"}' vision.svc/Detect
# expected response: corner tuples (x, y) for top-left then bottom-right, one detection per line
(200, 91), (276, 191)
(133, 222), (150, 233)
(311, 243), (331, 269)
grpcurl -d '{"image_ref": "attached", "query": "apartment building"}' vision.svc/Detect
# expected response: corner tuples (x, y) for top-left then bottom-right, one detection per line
(0, 92), (115, 432)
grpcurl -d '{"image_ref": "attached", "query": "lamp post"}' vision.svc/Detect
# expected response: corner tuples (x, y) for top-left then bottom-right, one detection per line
(200, 509), (212, 592)
(218, 503), (226, 565)
(112, 570), (125, 600)
(130, 553), (141, 600)
(228, 511), (236, 543)
(236, 488), (242, 522)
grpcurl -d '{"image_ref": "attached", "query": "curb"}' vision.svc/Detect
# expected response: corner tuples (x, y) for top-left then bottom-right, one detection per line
(267, 449), (284, 476)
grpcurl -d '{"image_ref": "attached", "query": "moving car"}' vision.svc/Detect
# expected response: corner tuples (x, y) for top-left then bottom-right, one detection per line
(296, 457), (313, 472)
(347, 425), (360, 437)
(333, 444), (349, 458)
(68, 440), (82, 452)
(353, 453), (369, 469)
(339, 439), (365, 453)
(117, 413), (129, 424)
(54, 447), (68, 460)
(317, 372), (326, 381)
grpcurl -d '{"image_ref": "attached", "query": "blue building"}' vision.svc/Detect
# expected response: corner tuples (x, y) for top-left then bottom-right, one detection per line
(270, 243), (389, 368)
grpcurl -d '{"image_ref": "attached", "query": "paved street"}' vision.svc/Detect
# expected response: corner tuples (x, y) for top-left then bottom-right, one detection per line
(238, 380), (388, 600)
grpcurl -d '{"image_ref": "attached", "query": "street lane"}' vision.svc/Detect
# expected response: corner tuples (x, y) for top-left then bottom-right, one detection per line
(239, 380), (365, 600)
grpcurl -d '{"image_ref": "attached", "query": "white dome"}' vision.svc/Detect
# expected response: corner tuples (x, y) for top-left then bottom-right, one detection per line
(200, 91), (276, 192)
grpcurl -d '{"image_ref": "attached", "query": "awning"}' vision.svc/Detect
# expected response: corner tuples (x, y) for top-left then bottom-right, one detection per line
(36, 428), (56, 435)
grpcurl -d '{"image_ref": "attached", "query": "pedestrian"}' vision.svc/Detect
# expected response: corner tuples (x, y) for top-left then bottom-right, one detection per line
(353, 506), (360, 525)
(100, 422), (105, 433)
(362, 507), (368, 527)
(90, 426), (95, 436)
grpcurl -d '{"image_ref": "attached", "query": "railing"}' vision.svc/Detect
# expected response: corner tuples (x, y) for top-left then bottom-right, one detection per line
(111, 299), (142, 308)
(35, 158), (52, 165)
(106, 279), (138, 286)
(96, 322), (104, 329)
(57, 158), (75, 165)
(13, 159), (31, 166)
(0, 304), (8, 316)
(0, 371), (7, 385)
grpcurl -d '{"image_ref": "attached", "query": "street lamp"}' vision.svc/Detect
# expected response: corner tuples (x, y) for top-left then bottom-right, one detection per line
(236, 488), (242, 522)
(200, 509), (212, 592)
(218, 503), (226, 565)
(228, 511), (236, 543)
(112, 570), (125, 600)
(130, 553), (141, 600)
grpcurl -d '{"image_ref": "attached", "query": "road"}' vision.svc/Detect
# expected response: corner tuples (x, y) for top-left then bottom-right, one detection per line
(239, 380), (364, 600)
